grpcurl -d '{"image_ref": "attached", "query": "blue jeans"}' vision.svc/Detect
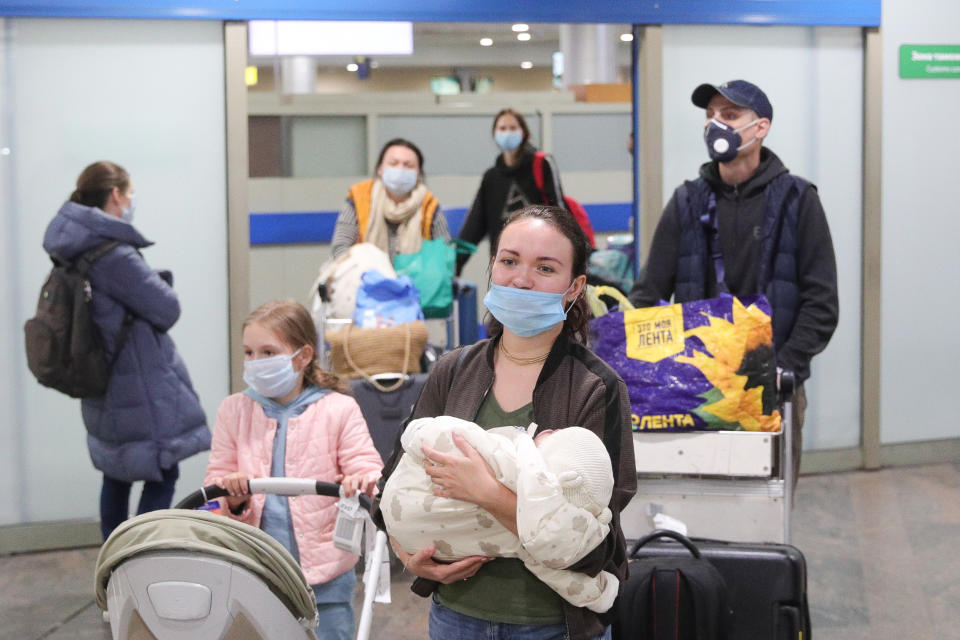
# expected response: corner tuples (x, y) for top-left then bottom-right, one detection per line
(315, 601), (354, 640)
(313, 568), (356, 640)
(100, 465), (180, 539)
(429, 597), (613, 640)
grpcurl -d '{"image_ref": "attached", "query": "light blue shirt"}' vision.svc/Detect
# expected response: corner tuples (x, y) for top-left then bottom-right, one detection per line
(244, 385), (330, 569)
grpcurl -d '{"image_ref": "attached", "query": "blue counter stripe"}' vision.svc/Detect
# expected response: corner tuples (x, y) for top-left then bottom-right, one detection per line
(249, 202), (632, 245)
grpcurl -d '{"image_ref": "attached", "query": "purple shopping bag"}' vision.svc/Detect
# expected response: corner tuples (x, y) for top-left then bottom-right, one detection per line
(590, 292), (780, 432)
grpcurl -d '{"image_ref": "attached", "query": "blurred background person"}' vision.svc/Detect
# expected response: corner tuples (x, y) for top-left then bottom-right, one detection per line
(456, 108), (571, 274)
(41, 160), (210, 539)
(331, 138), (450, 260)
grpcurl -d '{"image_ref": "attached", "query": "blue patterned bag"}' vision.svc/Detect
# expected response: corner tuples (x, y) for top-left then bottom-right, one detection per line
(352, 269), (423, 328)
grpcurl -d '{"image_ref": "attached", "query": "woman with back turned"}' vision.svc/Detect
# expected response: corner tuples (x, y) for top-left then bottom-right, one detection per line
(42, 161), (210, 539)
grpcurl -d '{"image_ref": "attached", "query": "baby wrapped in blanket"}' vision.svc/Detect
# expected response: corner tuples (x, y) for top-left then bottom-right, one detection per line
(381, 416), (618, 613)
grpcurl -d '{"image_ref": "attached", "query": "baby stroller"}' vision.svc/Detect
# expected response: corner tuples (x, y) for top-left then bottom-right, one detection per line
(94, 479), (389, 640)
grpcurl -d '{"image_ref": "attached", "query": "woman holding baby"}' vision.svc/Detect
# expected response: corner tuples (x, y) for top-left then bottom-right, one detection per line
(373, 205), (636, 640)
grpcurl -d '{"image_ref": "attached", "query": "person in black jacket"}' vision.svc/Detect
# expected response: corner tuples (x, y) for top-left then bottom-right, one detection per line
(376, 206), (635, 640)
(456, 109), (565, 274)
(628, 80), (839, 488)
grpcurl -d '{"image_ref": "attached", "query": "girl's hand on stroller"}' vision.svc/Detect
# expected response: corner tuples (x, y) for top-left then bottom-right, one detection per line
(216, 473), (251, 508)
(337, 472), (379, 498)
(391, 538), (490, 584)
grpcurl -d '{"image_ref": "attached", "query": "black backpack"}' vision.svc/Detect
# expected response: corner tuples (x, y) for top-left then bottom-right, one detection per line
(613, 530), (732, 640)
(24, 241), (131, 398)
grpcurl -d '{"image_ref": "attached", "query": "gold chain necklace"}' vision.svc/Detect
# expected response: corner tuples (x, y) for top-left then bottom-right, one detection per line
(499, 340), (550, 366)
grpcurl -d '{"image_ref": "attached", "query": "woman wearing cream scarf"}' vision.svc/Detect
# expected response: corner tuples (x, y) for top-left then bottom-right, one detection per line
(332, 138), (450, 259)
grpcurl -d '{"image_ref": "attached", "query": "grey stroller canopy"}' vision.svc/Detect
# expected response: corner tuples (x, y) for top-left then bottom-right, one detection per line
(95, 508), (317, 623)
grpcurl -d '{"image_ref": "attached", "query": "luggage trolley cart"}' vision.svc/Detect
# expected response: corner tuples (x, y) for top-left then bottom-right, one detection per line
(313, 278), (478, 371)
(95, 479), (390, 640)
(621, 371), (797, 544)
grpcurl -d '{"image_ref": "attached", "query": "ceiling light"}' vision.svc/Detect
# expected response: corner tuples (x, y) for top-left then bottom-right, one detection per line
(480, 37), (493, 47)
(517, 32), (532, 42)
(620, 33), (634, 42)
(520, 61), (533, 69)
(346, 63), (359, 72)
(512, 24), (529, 32)
(248, 20), (413, 56)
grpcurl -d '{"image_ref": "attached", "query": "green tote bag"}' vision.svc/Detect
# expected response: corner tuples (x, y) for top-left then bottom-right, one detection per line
(393, 238), (475, 319)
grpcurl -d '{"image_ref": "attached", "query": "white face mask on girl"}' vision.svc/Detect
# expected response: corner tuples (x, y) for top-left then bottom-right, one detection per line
(243, 348), (302, 398)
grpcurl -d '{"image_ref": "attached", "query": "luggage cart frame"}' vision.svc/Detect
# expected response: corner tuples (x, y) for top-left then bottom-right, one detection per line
(623, 371), (796, 544)
(314, 278), (479, 372)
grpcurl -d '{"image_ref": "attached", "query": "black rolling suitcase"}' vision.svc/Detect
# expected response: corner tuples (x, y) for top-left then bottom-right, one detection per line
(350, 373), (429, 463)
(616, 529), (811, 640)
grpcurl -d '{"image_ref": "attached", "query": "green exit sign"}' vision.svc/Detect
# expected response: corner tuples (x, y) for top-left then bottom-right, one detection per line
(900, 45), (960, 78)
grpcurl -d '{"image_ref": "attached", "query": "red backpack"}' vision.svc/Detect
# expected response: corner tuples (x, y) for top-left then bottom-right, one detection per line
(532, 151), (596, 248)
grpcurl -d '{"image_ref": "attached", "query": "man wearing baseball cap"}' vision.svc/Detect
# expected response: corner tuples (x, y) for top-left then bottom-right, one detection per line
(628, 80), (839, 490)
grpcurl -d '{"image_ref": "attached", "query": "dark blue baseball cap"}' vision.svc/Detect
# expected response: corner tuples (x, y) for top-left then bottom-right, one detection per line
(691, 80), (773, 121)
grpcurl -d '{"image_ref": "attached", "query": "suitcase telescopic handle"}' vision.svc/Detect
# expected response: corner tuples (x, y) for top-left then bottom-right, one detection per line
(630, 529), (702, 559)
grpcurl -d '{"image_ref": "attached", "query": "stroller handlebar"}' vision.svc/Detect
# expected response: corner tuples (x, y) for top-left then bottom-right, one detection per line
(175, 479), (373, 512)
(250, 477), (334, 496)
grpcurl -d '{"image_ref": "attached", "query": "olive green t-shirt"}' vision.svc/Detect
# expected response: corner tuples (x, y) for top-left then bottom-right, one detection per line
(434, 392), (565, 624)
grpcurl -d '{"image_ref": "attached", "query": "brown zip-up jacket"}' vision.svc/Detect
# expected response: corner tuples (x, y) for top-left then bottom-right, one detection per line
(373, 334), (637, 639)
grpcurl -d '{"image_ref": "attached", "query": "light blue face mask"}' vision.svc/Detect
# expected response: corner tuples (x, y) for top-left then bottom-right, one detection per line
(121, 193), (136, 223)
(381, 167), (419, 196)
(243, 348), (302, 399)
(494, 129), (523, 152)
(483, 282), (577, 338)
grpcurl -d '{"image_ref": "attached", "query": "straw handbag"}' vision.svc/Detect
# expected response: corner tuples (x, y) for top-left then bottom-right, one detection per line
(326, 320), (428, 391)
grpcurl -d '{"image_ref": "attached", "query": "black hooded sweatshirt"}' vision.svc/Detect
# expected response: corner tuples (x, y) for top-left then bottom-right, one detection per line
(456, 146), (564, 274)
(628, 147), (838, 380)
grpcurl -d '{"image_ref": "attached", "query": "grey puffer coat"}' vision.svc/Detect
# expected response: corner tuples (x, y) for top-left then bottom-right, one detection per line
(42, 201), (210, 482)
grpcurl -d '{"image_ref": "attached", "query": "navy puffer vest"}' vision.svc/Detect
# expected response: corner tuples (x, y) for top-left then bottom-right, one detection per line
(673, 174), (808, 350)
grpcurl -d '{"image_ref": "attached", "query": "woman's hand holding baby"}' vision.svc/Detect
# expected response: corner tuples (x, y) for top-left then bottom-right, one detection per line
(422, 432), (519, 535)
(422, 432), (499, 504)
(389, 537), (489, 584)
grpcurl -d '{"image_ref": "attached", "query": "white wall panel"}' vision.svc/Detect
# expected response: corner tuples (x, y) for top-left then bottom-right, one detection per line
(290, 116), (367, 177)
(4, 18), (228, 524)
(552, 113), (633, 172)
(378, 113), (542, 176)
(0, 17), (25, 525)
(880, 0), (960, 444)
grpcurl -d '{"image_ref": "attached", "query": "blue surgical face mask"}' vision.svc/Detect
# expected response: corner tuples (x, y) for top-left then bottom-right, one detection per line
(494, 129), (523, 152)
(121, 192), (136, 223)
(483, 282), (577, 338)
(381, 167), (419, 196)
(243, 347), (302, 398)
(704, 118), (760, 162)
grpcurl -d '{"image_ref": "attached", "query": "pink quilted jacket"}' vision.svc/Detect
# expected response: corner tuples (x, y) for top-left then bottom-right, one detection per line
(205, 391), (383, 585)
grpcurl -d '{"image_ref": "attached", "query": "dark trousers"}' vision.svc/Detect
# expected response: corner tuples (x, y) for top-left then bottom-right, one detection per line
(100, 465), (180, 540)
